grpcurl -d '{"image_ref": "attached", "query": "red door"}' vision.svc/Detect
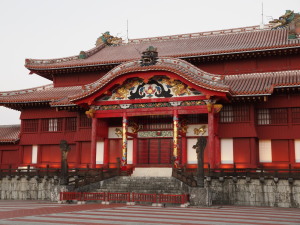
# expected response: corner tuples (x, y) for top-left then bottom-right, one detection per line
(137, 138), (179, 165)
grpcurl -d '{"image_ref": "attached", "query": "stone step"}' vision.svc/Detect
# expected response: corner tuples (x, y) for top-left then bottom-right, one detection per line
(96, 189), (184, 194)
(76, 176), (188, 195)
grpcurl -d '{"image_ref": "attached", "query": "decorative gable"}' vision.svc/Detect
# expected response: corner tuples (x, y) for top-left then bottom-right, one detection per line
(99, 76), (203, 102)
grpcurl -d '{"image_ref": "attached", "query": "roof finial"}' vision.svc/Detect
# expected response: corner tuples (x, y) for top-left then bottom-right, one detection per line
(140, 46), (158, 67)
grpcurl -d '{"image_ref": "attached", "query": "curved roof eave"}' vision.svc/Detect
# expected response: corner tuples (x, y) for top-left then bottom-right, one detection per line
(69, 57), (230, 102)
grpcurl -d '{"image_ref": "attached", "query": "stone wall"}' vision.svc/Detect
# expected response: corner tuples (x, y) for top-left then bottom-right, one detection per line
(208, 179), (300, 208)
(0, 177), (68, 201)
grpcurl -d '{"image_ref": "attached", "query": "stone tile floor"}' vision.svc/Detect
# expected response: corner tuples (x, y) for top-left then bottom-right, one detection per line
(0, 201), (299, 224)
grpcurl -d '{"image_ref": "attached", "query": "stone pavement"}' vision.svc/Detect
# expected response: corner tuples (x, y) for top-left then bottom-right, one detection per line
(0, 201), (299, 224)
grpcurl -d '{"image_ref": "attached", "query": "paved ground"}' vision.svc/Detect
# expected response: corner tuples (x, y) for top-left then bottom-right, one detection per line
(0, 201), (299, 225)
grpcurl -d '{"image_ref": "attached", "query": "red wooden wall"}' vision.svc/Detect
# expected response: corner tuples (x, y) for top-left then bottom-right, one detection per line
(0, 144), (19, 169)
(53, 71), (109, 87)
(198, 54), (300, 75)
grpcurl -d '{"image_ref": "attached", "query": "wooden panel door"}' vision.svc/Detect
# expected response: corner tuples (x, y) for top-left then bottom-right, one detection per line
(137, 139), (148, 164)
(160, 139), (172, 164)
(137, 138), (175, 164)
(149, 139), (160, 164)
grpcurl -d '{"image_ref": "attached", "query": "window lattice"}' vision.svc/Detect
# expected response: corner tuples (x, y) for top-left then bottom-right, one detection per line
(65, 117), (77, 131)
(23, 119), (39, 132)
(220, 105), (250, 123)
(80, 113), (92, 128)
(257, 108), (288, 125)
(41, 118), (63, 132)
(292, 108), (300, 123)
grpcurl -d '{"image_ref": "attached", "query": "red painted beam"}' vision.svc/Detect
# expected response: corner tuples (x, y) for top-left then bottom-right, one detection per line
(98, 96), (206, 105)
(95, 105), (208, 118)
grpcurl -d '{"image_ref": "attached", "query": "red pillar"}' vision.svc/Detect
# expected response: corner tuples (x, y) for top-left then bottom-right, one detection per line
(133, 137), (138, 165)
(75, 142), (81, 168)
(208, 111), (215, 168)
(214, 136), (220, 167)
(103, 138), (109, 166)
(90, 117), (97, 168)
(214, 113), (220, 168)
(173, 109), (179, 167)
(121, 112), (128, 168)
(181, 136), (187, 166)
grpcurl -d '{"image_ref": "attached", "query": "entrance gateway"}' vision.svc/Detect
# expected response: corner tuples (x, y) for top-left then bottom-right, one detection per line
(72, 54), (227, 171)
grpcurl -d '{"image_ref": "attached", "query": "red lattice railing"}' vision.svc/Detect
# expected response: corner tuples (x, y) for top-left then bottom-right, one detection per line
(132, 193), (157, 203)
(60, 192), (189, 205)
(158, 194), (188, 204)
(107, 192), (130, 202)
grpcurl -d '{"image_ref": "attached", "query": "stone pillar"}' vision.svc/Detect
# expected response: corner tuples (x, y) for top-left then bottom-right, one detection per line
(90, 117), (97, 168)
(121, 113), (128, 169)
(173, 110), (179, 168)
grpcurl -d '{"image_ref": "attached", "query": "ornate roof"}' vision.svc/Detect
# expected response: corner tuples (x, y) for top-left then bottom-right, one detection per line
(69, 57), (230, 102)
(0, 125), (20, 143)
(2, 59), (300, 108)
(25, 25), (300, 71)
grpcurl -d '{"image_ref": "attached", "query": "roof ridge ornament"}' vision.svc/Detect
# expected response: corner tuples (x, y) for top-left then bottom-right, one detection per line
(140, 46), (158, 66)
(95, 31), (122, 46)
(269, 10), (300, 39)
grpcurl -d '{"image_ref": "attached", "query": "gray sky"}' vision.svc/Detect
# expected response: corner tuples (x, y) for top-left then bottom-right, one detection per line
(0, 0), (299, 125)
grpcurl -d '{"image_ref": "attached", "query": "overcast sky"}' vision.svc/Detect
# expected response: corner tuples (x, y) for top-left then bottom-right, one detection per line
(0, 0), (299, 125)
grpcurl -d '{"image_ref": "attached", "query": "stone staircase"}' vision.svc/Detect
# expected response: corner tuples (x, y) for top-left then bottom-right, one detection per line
(92, 176), (188, 194)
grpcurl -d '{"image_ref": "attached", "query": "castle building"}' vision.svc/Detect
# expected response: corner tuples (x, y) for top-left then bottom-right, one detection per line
(1, 11), (300, 171)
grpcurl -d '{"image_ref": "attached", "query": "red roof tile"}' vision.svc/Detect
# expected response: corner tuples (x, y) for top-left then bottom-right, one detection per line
(25, 26), (300, 70)
(224, 70), (300, 95)
(0, 84), (82, 104)
(0, 125), (20, 143)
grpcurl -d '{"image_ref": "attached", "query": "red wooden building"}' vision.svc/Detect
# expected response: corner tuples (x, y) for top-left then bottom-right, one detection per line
(1, 11), (300, 170)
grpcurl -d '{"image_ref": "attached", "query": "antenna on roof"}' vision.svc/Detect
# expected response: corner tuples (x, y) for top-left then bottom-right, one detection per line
(260, 1), (264, 29)
(126, 19), (129, 43)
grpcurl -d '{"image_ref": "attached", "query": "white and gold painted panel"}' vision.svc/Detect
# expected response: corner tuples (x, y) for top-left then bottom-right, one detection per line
(186, 124), (208, 137)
